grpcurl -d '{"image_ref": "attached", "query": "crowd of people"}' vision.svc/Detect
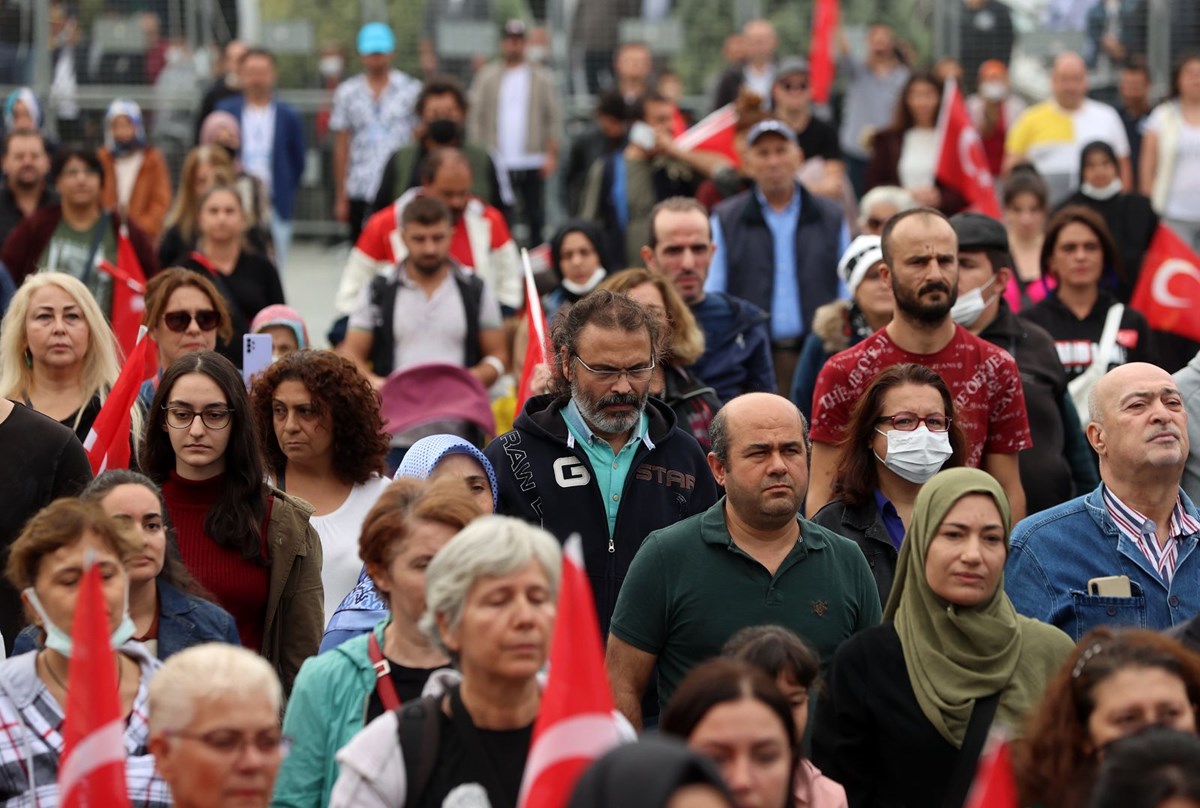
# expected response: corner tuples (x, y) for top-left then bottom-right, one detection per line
(5, 10), (1200, 808)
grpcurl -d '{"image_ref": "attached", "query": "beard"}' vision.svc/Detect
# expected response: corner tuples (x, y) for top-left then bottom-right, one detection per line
(410, 254), (445, 276)
(571, 379), (648, 437)
(893, 278), (956, 324)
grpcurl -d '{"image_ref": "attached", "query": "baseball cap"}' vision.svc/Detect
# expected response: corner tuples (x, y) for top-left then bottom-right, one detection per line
(746, 119), (798, 146)
(776, 57), (810, 79)
(503, 19), (527, 38)
(357, 22), (395, 55)
(950, 212), (1010, 253)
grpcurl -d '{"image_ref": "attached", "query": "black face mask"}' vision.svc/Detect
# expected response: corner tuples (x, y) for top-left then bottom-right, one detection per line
(426, 118), (461, 145)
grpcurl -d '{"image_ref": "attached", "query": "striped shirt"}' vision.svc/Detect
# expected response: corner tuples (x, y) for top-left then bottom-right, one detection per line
(1102, 485), (1200, 585)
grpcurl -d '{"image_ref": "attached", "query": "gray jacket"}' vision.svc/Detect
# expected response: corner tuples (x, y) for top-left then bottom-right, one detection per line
(467, 60), (562, 157)
(1175, 351), (1200, 504)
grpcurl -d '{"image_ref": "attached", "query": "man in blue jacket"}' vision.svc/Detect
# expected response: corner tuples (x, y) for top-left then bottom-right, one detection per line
(485, 289), (719, 636)
(642, 197), (775, 404)
(1007, 362), (1200, 640)
(217, 47), (306, 273)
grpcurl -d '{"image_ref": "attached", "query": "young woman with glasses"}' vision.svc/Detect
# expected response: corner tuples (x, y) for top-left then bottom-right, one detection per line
(811, 364), (966, 605)
(138, 268), (234, 410)
(139, 350), (323, 695)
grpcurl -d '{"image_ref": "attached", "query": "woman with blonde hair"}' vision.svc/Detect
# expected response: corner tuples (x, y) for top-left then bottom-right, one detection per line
(158, 144), (235, 267)
(598, 268), (721, 450)
(0, 272), (120, 443)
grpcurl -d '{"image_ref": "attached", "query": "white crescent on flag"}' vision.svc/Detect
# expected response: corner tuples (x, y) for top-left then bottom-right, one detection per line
(1151, 259), (1200, 309)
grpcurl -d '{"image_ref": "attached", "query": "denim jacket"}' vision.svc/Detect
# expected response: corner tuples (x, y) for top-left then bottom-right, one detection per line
(1006, 484), (1200, 641)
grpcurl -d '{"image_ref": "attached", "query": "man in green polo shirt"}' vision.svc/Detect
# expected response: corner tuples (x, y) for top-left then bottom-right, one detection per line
(606, 392), (881, 728)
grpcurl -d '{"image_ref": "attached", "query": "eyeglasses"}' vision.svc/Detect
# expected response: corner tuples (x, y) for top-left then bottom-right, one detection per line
(163, 406), (235, 430)
(573, 355), (656, 384)
(866, 217), (887, 231)
(162, 309), (221, 333)
(167, 728), (291, 758)
(876, 412), (951, 432)
(779, 80), (809, 92)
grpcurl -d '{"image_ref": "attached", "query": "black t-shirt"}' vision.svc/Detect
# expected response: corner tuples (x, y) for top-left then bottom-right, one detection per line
(415, 692), (533, 808)
(796, 116), (842, 163)
(178, 251), (285, 368)
(0, 402), (92, 653)
(364, 663), (446, 723)
(1021, 290), (1156, 382)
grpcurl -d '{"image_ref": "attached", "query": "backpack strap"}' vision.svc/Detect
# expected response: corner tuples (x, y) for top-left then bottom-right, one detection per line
(942, 691), (1001, 808)
(367, 630), (401, 712)
(397, 695), (442, 808)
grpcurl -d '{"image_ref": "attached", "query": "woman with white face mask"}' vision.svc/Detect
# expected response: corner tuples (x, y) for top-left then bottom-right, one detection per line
(811, 364), (966, 606)
(0, 498), (172, 805)
(1058, 140), (1158, 304)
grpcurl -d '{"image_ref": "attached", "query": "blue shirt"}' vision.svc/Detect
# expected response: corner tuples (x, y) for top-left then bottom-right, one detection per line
(561, 399), (653, 538)
(873, 489), (906, 551)
(707, 187), (852, 341)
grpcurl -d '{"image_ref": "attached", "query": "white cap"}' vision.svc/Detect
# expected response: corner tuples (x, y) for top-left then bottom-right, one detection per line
(837, 235), (884, 296)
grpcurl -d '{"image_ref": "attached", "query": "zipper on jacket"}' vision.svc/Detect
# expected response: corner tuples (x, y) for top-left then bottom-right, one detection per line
(608, 536), (615, 554)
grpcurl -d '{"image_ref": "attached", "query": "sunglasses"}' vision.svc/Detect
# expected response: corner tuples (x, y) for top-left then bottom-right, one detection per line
(162, 309), (221, 333)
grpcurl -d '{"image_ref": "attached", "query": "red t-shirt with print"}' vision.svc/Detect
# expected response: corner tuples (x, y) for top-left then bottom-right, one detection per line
(810, 324), (1032, 467)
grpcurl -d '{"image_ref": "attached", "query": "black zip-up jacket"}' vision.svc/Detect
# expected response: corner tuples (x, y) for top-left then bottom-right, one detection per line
(485, 395), (719, 633)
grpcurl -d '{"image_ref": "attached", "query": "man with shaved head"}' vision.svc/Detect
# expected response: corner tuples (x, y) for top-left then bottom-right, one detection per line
(1007, 362), (1200, 640)
(1003, 51), (1132, 204)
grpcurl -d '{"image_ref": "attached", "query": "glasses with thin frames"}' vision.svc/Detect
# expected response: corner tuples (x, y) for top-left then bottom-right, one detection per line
(163, 406), (235, 430)
(167, 728), (291, 758)
(573, 355), (656, 384)
(876, 412), (951, 432)
(162, 309), (221, 333)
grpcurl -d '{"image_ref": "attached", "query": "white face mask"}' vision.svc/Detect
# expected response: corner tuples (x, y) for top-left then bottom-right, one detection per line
(319, 56), (344, 79)
(875, 426), (953, 484)
(561, 267), (607, 296)
(23, 586), (137, 658)
(980, 80), (1007, 102)
(526, 45), (548, 64)
(1081, 178), (1123, 200)
(950, 275), (999, 327)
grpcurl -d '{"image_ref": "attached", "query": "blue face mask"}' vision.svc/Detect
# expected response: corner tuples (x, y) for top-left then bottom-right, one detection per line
(23, 587), (136, 657)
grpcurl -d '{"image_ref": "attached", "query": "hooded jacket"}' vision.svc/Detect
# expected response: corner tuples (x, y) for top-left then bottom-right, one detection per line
(485, 395), (719, 632)
(688, 291), (775, 404)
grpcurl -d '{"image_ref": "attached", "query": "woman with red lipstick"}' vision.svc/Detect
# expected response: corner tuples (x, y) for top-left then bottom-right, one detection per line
(1022, 206), (1155, 385)
(812, 468), (1073, 808)
(140, 350), (323, 695)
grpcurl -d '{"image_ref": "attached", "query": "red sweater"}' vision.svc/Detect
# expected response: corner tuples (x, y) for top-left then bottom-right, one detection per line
(161, 471), (270, 652)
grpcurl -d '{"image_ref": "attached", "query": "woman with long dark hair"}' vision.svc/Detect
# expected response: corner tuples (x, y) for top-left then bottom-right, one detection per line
(139, 350), (322, 693)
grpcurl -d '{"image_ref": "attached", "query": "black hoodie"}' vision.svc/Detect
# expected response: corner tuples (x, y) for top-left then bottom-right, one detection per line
(485, 394), (719, 633)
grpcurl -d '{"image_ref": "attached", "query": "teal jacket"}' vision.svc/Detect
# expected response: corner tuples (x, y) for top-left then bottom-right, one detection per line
(273, 621), (393, 808)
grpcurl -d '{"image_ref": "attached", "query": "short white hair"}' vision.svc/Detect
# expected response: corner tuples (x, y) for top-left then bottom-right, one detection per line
(419, 515), (562, 658)
(858, 186), (918, 228)
(148, 643), (282, 735)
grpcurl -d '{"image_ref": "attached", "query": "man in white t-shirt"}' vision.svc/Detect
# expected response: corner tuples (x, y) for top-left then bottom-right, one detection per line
(1003, 52), (1131, 206)
(467, 19), (562, 244)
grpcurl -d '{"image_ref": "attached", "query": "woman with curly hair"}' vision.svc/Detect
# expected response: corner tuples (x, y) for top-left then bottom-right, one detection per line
(1015, 627), (1200, 808)
(251, 349), (391, 622)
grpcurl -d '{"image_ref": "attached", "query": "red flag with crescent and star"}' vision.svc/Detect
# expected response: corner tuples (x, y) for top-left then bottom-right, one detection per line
(935, 79), (1001, 218)
(1130, 224), (1200, 342)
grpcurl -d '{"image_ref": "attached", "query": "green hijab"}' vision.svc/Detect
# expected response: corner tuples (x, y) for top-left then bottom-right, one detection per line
(883, 468), (1073, 748)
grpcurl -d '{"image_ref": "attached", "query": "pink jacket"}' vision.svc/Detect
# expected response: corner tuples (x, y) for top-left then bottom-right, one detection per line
(794, 760), (849, 808)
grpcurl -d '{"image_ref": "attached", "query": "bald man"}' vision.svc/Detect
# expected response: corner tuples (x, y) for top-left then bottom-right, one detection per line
(606, 393), (880, 728)
(1007, 363), (1200, 640)
(1003, 52), (1132, 205)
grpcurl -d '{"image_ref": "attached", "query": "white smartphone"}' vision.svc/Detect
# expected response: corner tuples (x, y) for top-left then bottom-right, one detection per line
(1087, 575), (1133, 598)
(629, 120), (657, 150)
(242, 333), (273, 388)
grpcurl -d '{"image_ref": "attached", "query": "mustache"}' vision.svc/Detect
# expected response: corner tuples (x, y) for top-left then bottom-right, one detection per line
(919, 282), (951, 296)
(599, 392), (641, 408)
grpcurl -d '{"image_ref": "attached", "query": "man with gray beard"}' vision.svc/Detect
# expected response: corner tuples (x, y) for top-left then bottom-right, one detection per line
(485, 290), (718, 636)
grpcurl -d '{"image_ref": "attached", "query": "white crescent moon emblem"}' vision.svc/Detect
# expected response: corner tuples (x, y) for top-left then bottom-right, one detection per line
(1151, 259), (1200, 309)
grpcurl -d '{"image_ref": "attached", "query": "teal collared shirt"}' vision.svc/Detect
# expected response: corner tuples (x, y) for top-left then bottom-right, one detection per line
(561, 399), (654, 537)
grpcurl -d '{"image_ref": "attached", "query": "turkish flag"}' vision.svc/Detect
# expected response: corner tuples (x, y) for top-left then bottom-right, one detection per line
(58, 563), (133, 808)
(809, 0), (840, 104)
(676, 104), (740, 167)
(517, 249), (549, 409)
(83, 327), (157, 474)
(1130, 224), (1200, 342)
(98, 226), (148, 359)
(517, 535), (628, 808)
(935, 79), (1002, 218)
(963, 736), (1018, 808)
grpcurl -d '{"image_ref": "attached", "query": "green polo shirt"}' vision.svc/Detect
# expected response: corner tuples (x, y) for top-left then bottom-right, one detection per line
(609, 496), (882, 710)
(561, 399), (652, 537)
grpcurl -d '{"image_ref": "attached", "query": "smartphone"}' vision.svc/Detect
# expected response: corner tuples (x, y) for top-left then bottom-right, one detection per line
(242, 333), (273, 388)
(629, 120), (657, 151)
(1088, 575), (1133, 598)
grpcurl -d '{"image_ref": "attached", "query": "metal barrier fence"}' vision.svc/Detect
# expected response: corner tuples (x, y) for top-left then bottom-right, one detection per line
(3, 0), (1198, 235)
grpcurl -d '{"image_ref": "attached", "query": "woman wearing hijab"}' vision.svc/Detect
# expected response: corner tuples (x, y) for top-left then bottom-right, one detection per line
(812, 467), (1073, 808)
(97, 99), (172, 241)
(569, 737), (734, 808)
